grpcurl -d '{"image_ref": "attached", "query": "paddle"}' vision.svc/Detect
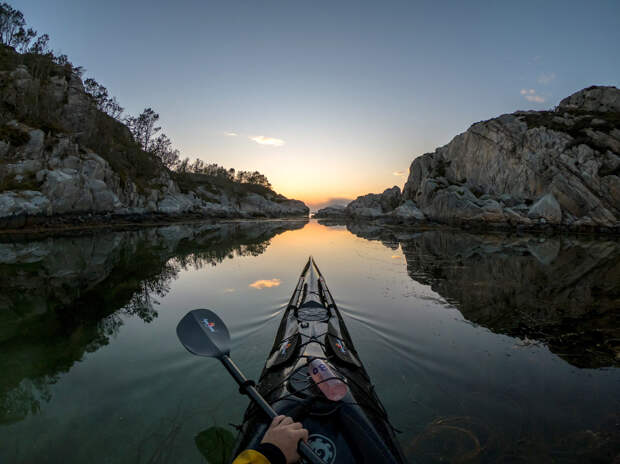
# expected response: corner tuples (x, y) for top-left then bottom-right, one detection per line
(176, 308), (326, 464)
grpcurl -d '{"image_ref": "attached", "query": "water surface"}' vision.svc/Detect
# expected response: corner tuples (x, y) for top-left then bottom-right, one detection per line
(1, 220), (618, 463)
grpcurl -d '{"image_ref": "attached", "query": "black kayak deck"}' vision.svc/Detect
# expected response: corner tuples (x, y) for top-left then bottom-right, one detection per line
(232, 257), (406, 464)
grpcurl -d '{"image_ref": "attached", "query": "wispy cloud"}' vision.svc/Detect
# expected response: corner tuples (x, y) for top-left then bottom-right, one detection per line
(537, 72), (556, 84)
(520, 88), (545, 103)
(249, 278), (281, 289)
(224, 132), (238, 136)
(392, 170), (406, 176)
(250, 136), (285, 147)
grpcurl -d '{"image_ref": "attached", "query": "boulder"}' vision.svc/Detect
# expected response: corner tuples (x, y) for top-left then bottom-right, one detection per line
(528, 193), (562, 224)
(0, 190), (51, 217)
(420, 188), (483, 222)
(345, 186), (401, 218)
(391, 200), (425, 221)
(313, 205), (346, 218)
(558, 86), (620, 113)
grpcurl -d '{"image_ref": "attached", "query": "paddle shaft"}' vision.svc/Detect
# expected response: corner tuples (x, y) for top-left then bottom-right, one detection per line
(220, 355), (326, 464)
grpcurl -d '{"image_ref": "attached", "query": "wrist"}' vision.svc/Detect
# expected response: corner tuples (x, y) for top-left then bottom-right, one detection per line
(256, 442), (286, 464)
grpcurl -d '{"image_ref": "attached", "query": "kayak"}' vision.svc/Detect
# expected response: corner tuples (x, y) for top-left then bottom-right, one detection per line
(232, 257), (407, 463)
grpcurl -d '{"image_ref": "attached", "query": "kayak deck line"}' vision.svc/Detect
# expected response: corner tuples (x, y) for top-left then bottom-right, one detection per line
(232, 256), (407, 463)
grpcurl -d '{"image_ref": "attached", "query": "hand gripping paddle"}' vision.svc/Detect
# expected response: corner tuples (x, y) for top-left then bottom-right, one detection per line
(176, 308), (326, 464)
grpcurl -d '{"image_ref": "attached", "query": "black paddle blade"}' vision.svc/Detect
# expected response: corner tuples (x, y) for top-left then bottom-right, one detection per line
(176, 309), (231, 358)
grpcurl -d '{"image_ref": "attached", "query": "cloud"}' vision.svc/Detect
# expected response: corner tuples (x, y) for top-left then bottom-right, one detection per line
(250, 136), (285, 147)
(223, 288), (235, 293)
(249, 278), (281, 290)
(520, 88), (545, 103)
(224, 132), (238, 136)
(392, 170), (406, 176)
(525, 95), (545, 103)
(538, 72), (556, 84)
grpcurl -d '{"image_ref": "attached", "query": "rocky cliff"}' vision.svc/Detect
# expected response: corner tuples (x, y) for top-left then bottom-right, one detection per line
(322, 86), (620, 232)
(0, 47), (308, 228)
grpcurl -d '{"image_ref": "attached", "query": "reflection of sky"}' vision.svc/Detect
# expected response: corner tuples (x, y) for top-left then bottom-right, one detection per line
(249, 278), (281, 289)
(19, 0), (620, 206)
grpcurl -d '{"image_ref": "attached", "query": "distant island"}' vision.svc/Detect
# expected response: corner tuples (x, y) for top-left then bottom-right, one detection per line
(315, 86), (620, 232)
(0, 4), (308, 231)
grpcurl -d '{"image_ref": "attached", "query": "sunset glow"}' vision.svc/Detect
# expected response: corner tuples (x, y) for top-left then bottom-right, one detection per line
(19, 0), (620, 209)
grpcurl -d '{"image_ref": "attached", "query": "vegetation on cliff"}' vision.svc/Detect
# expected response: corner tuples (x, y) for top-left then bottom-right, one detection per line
(0, 2), (300, 221)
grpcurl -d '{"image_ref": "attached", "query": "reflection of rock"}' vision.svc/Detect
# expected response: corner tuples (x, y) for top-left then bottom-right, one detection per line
(0, 219), (307, 423)
(343, 223), (620, 368)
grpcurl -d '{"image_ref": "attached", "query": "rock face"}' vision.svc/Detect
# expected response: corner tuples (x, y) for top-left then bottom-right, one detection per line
(345, 186), (402, 218)
(0, 59), (308, 228)
(558, 85), (620, 113)
(400, 86), (620, 229)
(339, 86), (620, 231)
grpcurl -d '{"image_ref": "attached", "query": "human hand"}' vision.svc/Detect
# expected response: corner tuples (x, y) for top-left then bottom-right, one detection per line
(261, 415), (309, 463)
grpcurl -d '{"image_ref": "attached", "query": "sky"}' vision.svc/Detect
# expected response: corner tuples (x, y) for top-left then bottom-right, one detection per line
(17, 0), (620, 208)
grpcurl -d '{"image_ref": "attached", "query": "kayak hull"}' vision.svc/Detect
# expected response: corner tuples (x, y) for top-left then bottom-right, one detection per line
(232, 257), (406, 464)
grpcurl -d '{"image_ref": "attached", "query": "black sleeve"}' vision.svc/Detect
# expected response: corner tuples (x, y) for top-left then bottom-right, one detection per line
(254, 442), (286, 464)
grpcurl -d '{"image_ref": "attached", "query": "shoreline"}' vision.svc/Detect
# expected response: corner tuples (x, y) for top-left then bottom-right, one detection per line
(2, 210), (619, 239)
(0, 212), (310, 238)
(314, 216), (620, 236)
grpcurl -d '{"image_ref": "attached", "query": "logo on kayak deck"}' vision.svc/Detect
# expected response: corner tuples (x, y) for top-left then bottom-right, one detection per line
(280, 341), (292, 355)
(302, 434), (336, 464)
(312, 362), (328, 375)
(201, 318), (216, 332)
(335, 339), (347, 354)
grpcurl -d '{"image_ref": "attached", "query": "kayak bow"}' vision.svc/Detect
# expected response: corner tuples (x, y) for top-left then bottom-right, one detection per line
(232, 257), (406, 464)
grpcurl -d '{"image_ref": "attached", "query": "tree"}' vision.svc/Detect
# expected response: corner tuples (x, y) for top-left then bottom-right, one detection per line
(28, 33), (49, 54)
(190, 158), (204, 173)
(0, 2), (26, 47)
(53, 54), (69, 65)
(84, 78), (124, 120)
(151, 134), (180, 169)
(0, 3), (46, 53)
(125, 108), (161, 151)
(177, 157), (190, 173)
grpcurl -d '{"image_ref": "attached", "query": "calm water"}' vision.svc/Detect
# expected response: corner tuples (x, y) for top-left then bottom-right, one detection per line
(1, 219), (618, 463)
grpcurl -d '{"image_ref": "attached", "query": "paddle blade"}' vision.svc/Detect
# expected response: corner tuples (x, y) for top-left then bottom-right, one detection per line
(176, 309), (231, 358)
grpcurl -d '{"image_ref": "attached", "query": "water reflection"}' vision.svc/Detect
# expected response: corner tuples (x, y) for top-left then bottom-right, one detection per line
(339, 222), (620, 369)
(0, 220), (307, 425)
(1, 219), (618, 463)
